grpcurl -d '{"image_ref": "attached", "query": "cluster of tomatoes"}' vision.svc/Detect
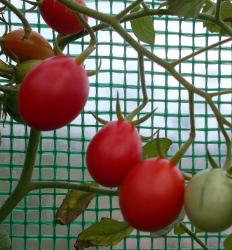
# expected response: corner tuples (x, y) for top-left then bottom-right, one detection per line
(2, 0), (232, 236)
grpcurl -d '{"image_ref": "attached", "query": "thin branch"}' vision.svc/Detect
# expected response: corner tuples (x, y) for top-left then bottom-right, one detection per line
(172, 37), (232, 66)
(29, 182), (118, 196)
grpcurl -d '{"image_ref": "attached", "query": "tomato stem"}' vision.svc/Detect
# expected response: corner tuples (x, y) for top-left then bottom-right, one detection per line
(115, 0), (143, 20)
(0, 0), (32, 39)
(215, 0), (222, 20)
(179, 223), (209, 250)
(126, 53), (148, 121)
(116, 92), (124, 121)
(0, 129), (40, 224)
(90, 112), (109, 125)
(29, 182), (118, 196)
(171, 92), (195, 166)
(171, 37), (232, 67)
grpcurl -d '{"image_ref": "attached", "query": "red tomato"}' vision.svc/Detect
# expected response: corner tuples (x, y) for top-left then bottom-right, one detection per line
(86, 120), (142, 187)
(1, 29), (54, 62)
(119, 158), (185, 232)
(19, 56), (89, 131)
(39, 0), (88, 35)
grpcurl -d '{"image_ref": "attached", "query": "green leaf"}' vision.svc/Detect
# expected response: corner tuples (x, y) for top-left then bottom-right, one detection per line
(75, 218), (133, 249)
(0, 232), (11, 250)
(206, 148), (219, 169)
(173, 224), (186, 235)
(130, 6), (155, 45)
(202, 0), (232, 35)
(143, 138), (172, 159)
(56, 182), (98, 225)
(167, 0), (205, 18)
(224, 234), (232, 250)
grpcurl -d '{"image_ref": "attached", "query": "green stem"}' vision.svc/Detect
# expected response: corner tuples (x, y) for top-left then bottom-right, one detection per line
(116, 0), (143, 20)
(215, 0), (222, 20)
(205, 96), (231, 170)
(29, 182), (118, 196)
(75, 11), (96, 63)
(172, 37), (232, 66)
(57, 0), (111, 23)
(198, 13), (232, 36)
(126, 53), (148, 121)
(0, 0), (31, 38)
(179, 223), (209, 250)
(0, 129), (40, 224)
(171, 92), (195, 165)
(209, 89), (232, 97)
(0, 85), (18, 94)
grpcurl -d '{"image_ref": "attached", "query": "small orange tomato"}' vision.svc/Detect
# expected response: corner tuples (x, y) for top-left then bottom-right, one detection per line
(1, 29), (54, 62)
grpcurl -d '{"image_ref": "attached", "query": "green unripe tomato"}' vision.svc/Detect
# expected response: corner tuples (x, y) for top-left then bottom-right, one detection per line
(184, 168), (232, 232)
(4, 94), (24, 123)
(15, 59), (42, 84)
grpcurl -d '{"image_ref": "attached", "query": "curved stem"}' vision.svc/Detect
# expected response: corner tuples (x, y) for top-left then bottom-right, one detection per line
(215, 0), (222, 20)
(171, 92), (195, 165)
(0, 0), (31, 38)
(126, 53), (148, 121)
(29, 182), (118, 196)
(0, 129), (40, 224)
(116, 0), (143, 20)
(75, 11), (96, 63)
(179, 223), (209, 250)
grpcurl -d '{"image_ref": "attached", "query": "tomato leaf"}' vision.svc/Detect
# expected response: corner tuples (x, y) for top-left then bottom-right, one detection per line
(143, 138), (172, 159)
(194, 227), (204, 234)
(224, 234), (232, 250)
(56, 182), (98, 225)
(167, 0), (205, 18)
(130, 6), (155, 45)
(75, 218), (133, 249)
(0, 232), (11, 250)
(202, 0), (232, 35)
(173, 224), (186, 235)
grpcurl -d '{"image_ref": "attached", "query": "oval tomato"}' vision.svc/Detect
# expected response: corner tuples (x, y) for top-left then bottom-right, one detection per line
(184, 168), (232, 232)
(39, 0), (88, 35)
(1, 29), (54, 62)
(19, 56), (89, 131)
(15, 60), (42, 84)
(119, 158), (185, 232)
(4, 94), (24, 123)
(86, 120), (142, 187)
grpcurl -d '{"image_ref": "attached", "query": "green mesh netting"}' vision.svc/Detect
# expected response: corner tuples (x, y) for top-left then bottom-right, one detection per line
(0, 0), (231, 249)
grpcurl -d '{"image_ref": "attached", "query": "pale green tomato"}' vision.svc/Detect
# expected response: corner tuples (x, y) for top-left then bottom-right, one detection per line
(184, 168), (232, 232)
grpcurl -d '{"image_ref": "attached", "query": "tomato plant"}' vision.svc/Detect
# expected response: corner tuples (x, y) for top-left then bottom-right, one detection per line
(184, 168), (232, 232)
(19, 56), (89, 131)
(1, 29), (54, 62)
(15, 60), (42, 84)
(119, 158), (185, 231)
(86, 120), (142, 187)
(39, 0), (88, 35)
(3, 94), (24, 123)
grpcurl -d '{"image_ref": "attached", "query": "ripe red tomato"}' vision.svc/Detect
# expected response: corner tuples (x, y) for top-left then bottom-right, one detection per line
(119, 158), (185, 232)
(86, 120), (142, 187)
(1, 29), (54, 62)
(39, 0), (88, 35)
(19, 56), (89, 131)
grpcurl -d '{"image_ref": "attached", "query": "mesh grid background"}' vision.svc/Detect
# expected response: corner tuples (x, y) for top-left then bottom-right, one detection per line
(0, 0), (232, 249)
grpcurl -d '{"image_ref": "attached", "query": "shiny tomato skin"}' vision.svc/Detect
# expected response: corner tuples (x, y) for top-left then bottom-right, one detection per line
(19, 56), (89, 131)
(184, 169), (232, 232)
(39, 0), (88, 35)
(86, 120), (142, 187)
(119, 158), (185, 232)
(2, 29), (54, 62)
